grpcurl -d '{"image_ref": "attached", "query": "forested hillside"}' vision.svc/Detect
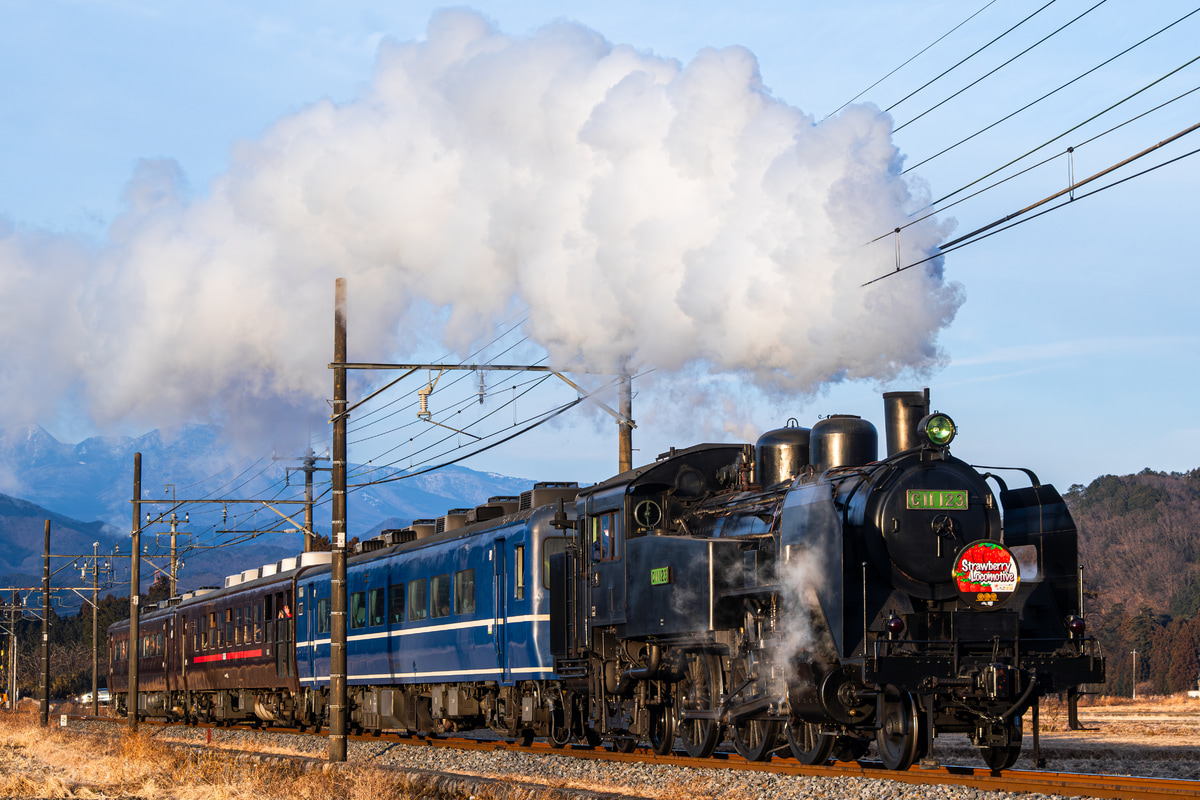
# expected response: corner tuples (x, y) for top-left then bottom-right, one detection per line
(1066, 469), (1200, 696)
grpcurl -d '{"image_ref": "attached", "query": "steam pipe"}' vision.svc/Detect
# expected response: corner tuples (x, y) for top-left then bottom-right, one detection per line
(612, 644), (662, 696)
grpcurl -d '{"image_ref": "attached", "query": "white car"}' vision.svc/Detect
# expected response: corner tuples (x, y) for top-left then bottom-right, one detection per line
(77, 689), (110, 704)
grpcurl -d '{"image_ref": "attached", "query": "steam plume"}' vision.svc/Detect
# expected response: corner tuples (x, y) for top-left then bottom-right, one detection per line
(0, 10), (961, 438)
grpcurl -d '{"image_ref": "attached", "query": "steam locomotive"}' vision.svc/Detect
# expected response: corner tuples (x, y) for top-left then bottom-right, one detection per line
(109, 389), (1103, 770)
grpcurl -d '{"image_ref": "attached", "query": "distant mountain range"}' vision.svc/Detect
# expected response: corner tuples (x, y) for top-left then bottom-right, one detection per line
(0, 423), (540, 604)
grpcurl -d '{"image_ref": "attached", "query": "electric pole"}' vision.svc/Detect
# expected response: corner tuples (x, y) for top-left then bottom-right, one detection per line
(40, 521), (50, 727)
(618, 360), (633, 473)
(275, 446), (330, 552)
(91, 541), (100, 717)
(329, 277), (349, 762)
(129, 453), (142, 732)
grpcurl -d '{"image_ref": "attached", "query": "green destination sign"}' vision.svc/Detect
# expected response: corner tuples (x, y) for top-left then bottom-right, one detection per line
(907, 489), (968, 510)
(650, 567), (672, 585)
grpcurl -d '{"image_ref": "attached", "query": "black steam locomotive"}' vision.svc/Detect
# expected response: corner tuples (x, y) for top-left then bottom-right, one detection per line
(110, 389), (1102, 770)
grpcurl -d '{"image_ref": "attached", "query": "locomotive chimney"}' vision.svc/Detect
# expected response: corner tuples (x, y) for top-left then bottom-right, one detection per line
(883, 389), (930, 456)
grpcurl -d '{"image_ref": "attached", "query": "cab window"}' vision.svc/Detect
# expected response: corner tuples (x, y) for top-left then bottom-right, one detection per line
(591, 512), (619, 561)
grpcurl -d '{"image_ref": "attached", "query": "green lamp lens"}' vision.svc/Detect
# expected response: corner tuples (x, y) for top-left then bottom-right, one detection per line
(924, 414), (955, 446)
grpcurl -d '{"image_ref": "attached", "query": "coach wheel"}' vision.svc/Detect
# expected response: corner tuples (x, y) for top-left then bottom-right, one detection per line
(518, 728), (535, 747)
(785, 720), (834, 765)
(648, 703), (675, 756)
(875, 691), (924, 771)
(731, 718), (778, 762)
(677, 652), (722, 759)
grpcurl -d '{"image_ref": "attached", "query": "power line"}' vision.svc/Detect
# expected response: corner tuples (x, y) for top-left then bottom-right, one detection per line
(866, 71), (1200, 248)
(350, 396), (587, 489)
(901, 7), (1200, 168)
(863, 122), (1200, 286)
(826, 0), (998, 118)
(894, 0), (1110, 133)
(884, 0), (1061, 114)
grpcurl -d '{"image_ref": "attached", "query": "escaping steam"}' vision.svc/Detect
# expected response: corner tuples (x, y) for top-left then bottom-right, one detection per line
(0, 10), (961, 439)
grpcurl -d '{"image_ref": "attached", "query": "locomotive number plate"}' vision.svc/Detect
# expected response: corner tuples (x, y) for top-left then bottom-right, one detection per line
(650, 567), (673, 585)
(906, 489), (967, 510)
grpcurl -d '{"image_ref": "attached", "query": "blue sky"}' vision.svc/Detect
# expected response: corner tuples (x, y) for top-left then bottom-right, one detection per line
(1, 0), (1197, 496)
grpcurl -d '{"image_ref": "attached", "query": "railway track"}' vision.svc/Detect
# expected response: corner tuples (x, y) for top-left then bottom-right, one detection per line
(71, 715), (1200, 800)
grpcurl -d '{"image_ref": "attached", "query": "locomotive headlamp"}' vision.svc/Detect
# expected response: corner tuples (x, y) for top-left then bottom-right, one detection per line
(919, 413), (956, 447)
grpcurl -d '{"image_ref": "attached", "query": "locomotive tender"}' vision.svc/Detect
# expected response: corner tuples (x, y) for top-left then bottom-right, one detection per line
(109, 389), (1103, 770)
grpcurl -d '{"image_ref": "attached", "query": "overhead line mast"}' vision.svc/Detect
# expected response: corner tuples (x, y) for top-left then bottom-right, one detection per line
(325, 279), (635, 761)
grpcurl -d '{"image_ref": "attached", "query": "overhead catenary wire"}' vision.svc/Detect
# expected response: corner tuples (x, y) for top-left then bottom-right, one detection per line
(901, 8), (1200, 170)
(894, 0), (1111, 133)
(863, 122), (1200, 286)
(349, 396), (587, 489)
(349, 371), (562, 480)
(826, 0), (999, 118)
(884, 0), (1061, 114)
(866, 70), (1200, 247)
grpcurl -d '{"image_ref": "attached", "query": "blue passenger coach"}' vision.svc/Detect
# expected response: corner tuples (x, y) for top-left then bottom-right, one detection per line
(295, 483), (577, 738)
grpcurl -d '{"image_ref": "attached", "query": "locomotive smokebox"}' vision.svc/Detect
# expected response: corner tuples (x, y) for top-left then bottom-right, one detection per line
(755, 421), (811, 487)
(810, 415), (878, 472)
(883, 389), (930, 456)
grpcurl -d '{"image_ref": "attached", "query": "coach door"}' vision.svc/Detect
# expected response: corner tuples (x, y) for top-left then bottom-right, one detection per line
(270, 589), (294, 680)
(164, 617), (175, 693)
(494, 538), (509, 683)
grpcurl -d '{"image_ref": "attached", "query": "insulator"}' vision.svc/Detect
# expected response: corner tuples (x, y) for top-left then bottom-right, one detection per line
(418, 386), (432, 419)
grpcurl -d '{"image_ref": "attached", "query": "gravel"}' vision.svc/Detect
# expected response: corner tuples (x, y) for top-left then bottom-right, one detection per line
(71, 719), (1181, 800)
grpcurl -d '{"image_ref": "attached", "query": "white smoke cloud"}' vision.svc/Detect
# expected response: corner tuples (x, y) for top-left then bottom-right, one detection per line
(0, 10), (961, 441)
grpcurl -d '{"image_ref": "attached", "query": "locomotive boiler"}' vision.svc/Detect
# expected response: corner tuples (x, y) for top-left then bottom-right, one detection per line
(109, 389), (1103, 770)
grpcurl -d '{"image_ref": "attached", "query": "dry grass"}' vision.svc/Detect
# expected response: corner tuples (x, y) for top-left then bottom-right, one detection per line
(0, 708), (465, 800)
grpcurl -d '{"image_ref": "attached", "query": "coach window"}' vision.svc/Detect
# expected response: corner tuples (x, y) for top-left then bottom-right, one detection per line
(389, 583), (405, 624)
(351, 591), (367, 629)
(408, 579), (427, 621)
(225, 609), (234, 646)
(234, 608), (243, 645)
(455, 569), (475, 615)
(515, 546), (525, 600)
(210, 611), (219, 647)
(242, 606), (251, 644)
(317, 598), (330, 634)
(369, 587), (386, 626)
(591, 512), (619, 561)
(254, 603), (263, 643)
(544, 537), (568, 588)
(431, 574), (451, 618)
